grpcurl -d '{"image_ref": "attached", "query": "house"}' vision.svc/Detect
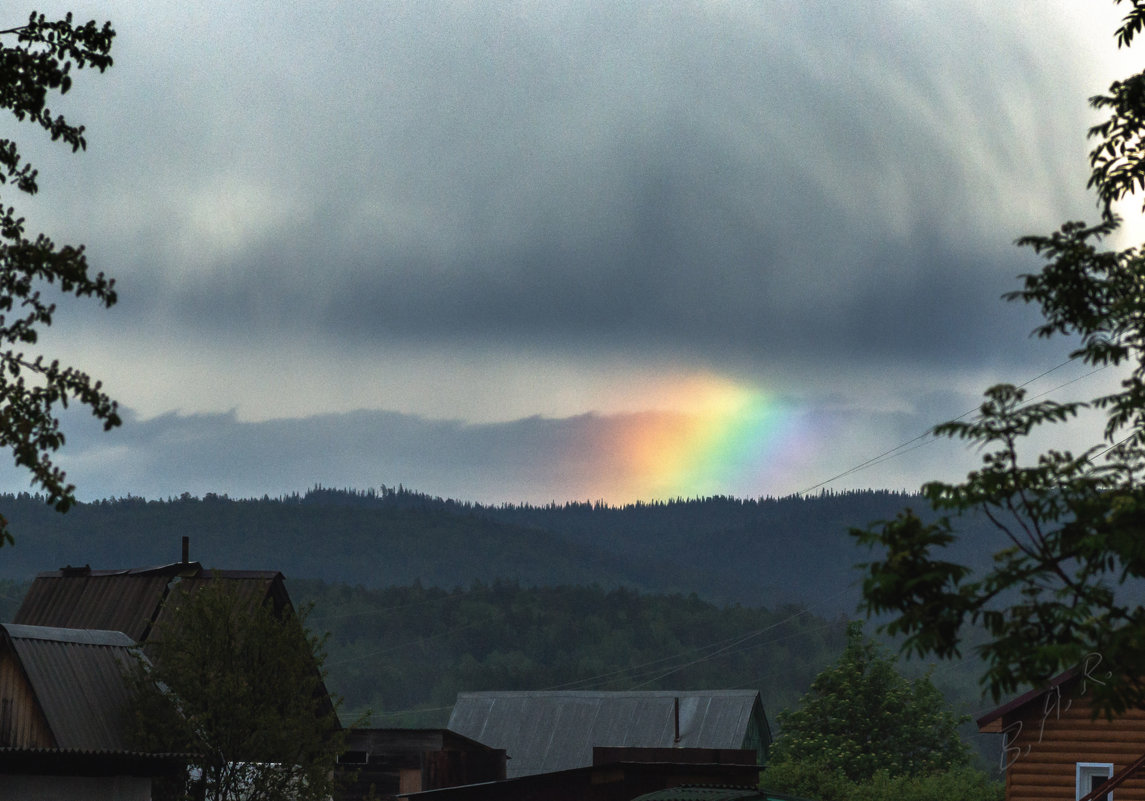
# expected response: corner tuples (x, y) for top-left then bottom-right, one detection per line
(13, 551), (292, 643)
(338, 728), (506, 799)
(12, 546), (337, 723)
(447, 690), (770, 779)
(0, 622), (184, 800)
(400, 745), (761, 801)
(977, 661), (1145, 800)
(11, 544), (348, 798)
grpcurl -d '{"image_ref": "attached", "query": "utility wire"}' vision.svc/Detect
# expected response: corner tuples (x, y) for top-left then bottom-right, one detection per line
(336, 363), (1106, 718)
(828, 365), (1108, 480)
(624, 618), (846, 691)
(349, 570), (861, 726)
(795, 357), (1104, 495)
(541, 594), (839, 692)
(324, 619), (482, 668)
(356, 615), (847, 724)
(307, 586), (470, 626)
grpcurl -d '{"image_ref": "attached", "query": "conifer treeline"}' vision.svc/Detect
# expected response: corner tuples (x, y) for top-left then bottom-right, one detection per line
(291, 578), (852, 727)
(0, 487), (993, 614)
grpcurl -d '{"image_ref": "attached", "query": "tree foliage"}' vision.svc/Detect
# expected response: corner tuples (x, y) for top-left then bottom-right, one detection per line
(760, 762), (1002, 801)
(293, 578), (851, 728)
(765, 623), (969, 785)
(0, 486), (953, 613)
(0, 12), (119, 545)
(127, 580), (345, 801)
(853, 0), (1145, 716)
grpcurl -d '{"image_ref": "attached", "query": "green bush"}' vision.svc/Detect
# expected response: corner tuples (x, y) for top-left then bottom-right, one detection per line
(760, 762), (1003, 801)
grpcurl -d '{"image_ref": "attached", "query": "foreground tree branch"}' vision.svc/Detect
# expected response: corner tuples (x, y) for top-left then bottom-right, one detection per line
(0, 12), (119, 544)
(854, 0), (1145, 716)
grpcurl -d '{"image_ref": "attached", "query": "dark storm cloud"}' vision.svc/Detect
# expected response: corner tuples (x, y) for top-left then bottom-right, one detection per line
(160, 168), (1050, 373)
(49, 1), (1099, 381)
(5, 2), (1124, 504)
(11, 407), (635, 503)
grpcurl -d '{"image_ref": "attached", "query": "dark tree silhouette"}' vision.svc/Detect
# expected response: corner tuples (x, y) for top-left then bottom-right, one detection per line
(0, 12), (119, 543)
(854, 0), (1145, 715)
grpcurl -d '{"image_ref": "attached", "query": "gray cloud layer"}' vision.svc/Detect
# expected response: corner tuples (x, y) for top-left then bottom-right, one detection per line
(45, 3), (1099, 355)
(3, 1), (1128, 500)
(0, 399), (980, 505)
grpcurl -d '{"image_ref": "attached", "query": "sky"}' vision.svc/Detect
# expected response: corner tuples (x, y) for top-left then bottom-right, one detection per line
(1, 1), (1140, 505)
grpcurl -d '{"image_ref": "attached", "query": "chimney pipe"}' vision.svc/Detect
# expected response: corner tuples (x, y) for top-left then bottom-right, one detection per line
(181, 536), (189, 564)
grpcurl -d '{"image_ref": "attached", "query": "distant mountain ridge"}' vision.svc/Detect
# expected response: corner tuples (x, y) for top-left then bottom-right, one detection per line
(0, 486), (999, 616)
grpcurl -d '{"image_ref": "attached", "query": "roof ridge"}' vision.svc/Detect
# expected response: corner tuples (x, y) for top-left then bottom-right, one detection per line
(0, 623), (136, 647)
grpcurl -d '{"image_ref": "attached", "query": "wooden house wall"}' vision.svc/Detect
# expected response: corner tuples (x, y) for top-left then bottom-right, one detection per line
(0, 649), (53, 749)
(1002, 691), (1145, 801)
(335, 730), (506, 801)
(745, 701), (770, 766)
(424, 749), (509, 790)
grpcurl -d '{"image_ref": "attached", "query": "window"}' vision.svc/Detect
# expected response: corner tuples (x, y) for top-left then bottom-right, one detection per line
(1077, 762), (1114, 801)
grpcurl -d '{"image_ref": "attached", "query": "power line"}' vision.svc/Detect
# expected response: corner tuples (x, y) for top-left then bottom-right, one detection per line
(624, 617), (845, 691)
(346, 568), (862, 725)
(324, 619), (482, 668)
(306, 586), (471, 626)
(332, 362), (1110, 721)
(353, 615), (847, 725)
(542, 589), (847, 692)
(795, 357), (1105, 496)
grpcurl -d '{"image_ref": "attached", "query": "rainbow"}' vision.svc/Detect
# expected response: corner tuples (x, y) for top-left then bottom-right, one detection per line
(578, 374), (812, 503)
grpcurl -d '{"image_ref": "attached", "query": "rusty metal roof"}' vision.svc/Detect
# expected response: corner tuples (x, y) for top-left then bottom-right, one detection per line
(14, 573), (177, 641)
(14, 564), (285, 642)
(447, 690), (767, 779)
(1, 623), (140, 752)
(14, 563), (338, 730)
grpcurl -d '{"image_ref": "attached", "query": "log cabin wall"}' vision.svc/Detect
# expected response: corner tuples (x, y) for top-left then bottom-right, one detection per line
(1001, 687), (1145, 801)
(0, 647), (53, 749)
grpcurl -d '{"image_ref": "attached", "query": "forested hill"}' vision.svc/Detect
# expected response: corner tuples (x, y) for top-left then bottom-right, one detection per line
(0, 487), (998, 615)
(290, 579), (857, 728)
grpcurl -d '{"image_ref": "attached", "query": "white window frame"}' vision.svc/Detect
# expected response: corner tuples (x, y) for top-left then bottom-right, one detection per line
(1077, 761), (1114, 801)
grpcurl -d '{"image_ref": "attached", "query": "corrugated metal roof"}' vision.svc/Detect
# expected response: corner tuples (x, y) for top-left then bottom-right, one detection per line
(14, 574), (173, 641)
(12, 563), (334, 727)
(1, 623), (141, 752)
(448, 690), (765, 778)
(2, 624), (134, 647)
(632, 789), (819, 801)
(14, 565), (286, 642)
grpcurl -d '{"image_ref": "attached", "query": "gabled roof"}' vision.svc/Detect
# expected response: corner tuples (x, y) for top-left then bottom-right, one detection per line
(447, 690), (767, 779)
(401, 749), (763, 801)
(14, 562), (286, 642)
(13, 559), (336, 726)
(0, 623), (140, 752)
(975, 667), (1080, 732)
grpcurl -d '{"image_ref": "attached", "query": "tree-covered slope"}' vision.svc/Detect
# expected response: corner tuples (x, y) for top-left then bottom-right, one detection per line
(291, 579), (853, 728)
(0, 486), (1001, 615)
(0, 491), (680, 591)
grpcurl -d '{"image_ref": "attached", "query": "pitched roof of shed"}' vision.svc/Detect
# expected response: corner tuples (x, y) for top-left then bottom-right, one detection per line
(975, 666), (1080, 732)
(447, 690), (765, 779)
(13, 561), (336, 726)
(1, 623), (140, 752)
(14, 563), (285, 642)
